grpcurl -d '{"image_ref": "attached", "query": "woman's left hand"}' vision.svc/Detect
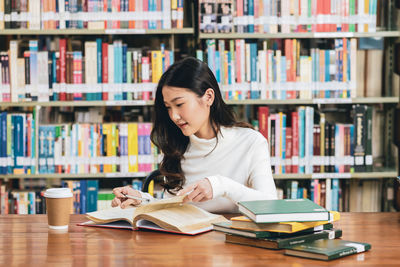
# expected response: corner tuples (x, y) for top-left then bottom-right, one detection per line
(177, 178), (213, 203)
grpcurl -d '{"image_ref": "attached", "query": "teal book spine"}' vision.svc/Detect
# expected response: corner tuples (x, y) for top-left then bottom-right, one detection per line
(86, 180), (99, 212)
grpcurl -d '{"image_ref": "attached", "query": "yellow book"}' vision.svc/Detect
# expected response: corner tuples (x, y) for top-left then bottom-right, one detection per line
(111, 124), (117, 173)
(82, 195), (227, 235)
(230, 211), (340, 233)
(127, 123), (139, 173)
(151, 51), (162, 83)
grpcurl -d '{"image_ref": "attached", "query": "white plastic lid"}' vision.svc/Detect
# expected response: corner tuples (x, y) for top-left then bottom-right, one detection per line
(44, 188), (73, 198)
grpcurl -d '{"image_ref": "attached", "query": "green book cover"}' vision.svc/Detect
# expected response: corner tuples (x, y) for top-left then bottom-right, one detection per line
(285, 239), (371, 261)
(214, 221), (333, 239)
(226, 228), (342, 250)
(238, 199), (329, 223)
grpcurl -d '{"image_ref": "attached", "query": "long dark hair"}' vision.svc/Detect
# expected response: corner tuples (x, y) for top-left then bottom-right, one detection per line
(151, 57), (250, 194)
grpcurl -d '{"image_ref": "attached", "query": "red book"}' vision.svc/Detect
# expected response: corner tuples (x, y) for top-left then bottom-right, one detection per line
(102, 42), (109, 100)
(285, 127), (292, 173)
(59, 39), (67, 101)
(129, 0), (135, 29)
(258, 106), (269, 141)
(291, 111), (299, 173)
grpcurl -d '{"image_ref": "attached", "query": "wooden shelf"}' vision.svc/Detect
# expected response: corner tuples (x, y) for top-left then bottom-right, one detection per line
(2, 97), (397, 108)
(0, 172), (149, 179)
(274, 170), (398, 180)
(1, 170), (397, 179)
(0, 28), (194, 35)
(199, 31), (400, 39)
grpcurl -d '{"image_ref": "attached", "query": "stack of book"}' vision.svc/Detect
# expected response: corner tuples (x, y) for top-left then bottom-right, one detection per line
(213, 198), (371, 261)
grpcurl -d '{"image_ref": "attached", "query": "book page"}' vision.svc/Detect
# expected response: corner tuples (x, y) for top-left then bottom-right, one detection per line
(133, 195), (186, 216)
(134, 204), (227, 233)
(86, 207), (136, 225)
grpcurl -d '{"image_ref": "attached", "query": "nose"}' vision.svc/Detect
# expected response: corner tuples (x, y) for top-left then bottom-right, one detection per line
(169, 108), (181, 122)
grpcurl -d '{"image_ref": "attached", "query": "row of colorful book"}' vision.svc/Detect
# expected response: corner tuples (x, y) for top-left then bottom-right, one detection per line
(213, 198), (371, 261)
(200, 0), (378, 34)
(0, 0), (184, 30)
(199, 38), (357, 100)
(0, 112), (36, 175)
(38, 122), (159, 174)
(0, 112), (160, 175)
(0, 39), (172, 103)
(0, 178), (154, 214)
(254, 105), (373, 174)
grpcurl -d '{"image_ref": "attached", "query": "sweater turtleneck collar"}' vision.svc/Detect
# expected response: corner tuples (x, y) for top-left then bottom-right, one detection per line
(188, 126), (231, 152)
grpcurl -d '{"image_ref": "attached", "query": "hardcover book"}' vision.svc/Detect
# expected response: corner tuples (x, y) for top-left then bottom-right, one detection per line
(80, 195), (227, 235)
(284, 239), (371, 261)
(230, 211), (339, 233)
(238, 198), (329, 223)
(213, 221), (333, 239)
(225, 228), (342, 250)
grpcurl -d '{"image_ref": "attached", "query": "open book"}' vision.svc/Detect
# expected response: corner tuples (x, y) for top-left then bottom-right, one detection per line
(80, 195), (228, 235)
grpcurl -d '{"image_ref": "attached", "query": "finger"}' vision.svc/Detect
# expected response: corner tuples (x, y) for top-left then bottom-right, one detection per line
(111, 197), (121, 207)
(177, 183), (198, 196)
(192, 192), (205, 202)
(186, 188), (202, 202)
(112, 187), (125, 198)
(121, 198), (141, 209)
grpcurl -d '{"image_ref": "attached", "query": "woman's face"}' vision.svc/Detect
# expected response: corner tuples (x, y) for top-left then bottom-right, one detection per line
(162, 86), (215, 139)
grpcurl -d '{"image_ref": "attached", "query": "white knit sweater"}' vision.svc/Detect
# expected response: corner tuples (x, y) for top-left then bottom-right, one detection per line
(142, 126), (277, 213)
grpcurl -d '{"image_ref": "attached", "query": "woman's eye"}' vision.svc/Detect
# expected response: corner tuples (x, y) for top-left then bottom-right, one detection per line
(165, 106), (171, 110)
(176, 103), (183, 107)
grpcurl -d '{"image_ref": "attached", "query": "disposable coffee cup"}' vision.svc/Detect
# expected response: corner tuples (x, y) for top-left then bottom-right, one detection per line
(44, 188), (73, 230)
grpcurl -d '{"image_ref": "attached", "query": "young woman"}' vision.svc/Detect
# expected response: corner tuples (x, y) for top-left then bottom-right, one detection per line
(112, 57), (277, 213)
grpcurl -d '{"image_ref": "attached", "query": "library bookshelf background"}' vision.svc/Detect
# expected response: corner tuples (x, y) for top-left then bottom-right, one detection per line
(0, 0), (399, 215)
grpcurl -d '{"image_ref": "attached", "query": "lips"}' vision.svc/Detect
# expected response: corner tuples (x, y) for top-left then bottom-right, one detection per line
(178, 122), (188, 128)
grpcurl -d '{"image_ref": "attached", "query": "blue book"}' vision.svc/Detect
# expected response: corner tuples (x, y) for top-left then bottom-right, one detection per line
(325, 50), (330, 98)
(12, 115), (24, 174)
(207, 40), (216, 74)
(47, 126), (56, 174)
(0, 112), (6, 174)
(122, 44), (128, 100)
(215, 51), (221, 83)
(331, 179), (339, 211)
(86, 180), (99, 212)
(80, 180), (87, 214)
(248, 0), (254, 33)
(51, 52), (58, 101)
(96, 38), (102, 100)
(281, 113), (287, 174)
(250, 43), (257, 99)
(281, 56), (287, 100)
(196, 50), (204, 61)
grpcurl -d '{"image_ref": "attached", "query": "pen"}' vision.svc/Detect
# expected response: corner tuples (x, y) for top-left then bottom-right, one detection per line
(122, 193), (151, 203)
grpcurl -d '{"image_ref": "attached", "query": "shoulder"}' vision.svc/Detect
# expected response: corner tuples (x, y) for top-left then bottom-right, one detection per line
(222, 126), (267, 145)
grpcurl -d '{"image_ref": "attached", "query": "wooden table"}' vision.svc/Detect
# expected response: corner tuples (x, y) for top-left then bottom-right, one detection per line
(0, 213), (399, 266)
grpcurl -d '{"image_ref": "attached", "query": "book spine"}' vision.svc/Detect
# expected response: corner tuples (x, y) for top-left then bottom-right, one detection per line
(278, 229), (342, 249)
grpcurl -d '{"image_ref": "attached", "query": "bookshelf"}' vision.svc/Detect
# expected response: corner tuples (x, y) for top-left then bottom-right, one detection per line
(199, 31), (400, 39)
(1, 96), (398, 108)
(0, 0), (399, 214)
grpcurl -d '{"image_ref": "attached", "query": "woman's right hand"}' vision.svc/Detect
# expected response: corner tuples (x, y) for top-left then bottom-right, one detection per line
(111, 186), (142, 208)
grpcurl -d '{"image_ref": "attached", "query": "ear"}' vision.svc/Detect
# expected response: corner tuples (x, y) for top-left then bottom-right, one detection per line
(203, 88), (215, 107)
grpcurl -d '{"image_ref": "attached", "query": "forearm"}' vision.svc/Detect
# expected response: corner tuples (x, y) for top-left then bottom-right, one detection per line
(207, 175), (277, 204)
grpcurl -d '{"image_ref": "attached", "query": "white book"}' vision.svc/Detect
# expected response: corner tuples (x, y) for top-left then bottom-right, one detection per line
(162, 0), (171, 29)
(305, 106), (314, 174)
(325, 178), (332, 210)
(9, 41), (18, 102)
(37, 51), (49, 102)
(58, 0), (66, 29)
(29, 0), (41, 30)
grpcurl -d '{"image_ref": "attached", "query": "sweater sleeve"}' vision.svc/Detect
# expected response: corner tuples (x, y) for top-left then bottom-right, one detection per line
(207, 135), (277, 203)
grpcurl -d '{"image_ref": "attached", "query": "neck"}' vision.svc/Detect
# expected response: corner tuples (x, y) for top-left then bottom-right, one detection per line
(194, 122), (217, 140)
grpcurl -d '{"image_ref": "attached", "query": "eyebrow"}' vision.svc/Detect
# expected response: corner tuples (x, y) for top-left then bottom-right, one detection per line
(164, 97), (184, 104)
